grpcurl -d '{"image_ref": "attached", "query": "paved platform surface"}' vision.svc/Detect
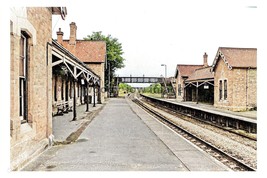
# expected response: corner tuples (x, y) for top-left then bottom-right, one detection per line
(178, 101), (256, 120)
(22, 98), (228, 171)
(52, 103), (104, 142)
(158, 97), (256, 120)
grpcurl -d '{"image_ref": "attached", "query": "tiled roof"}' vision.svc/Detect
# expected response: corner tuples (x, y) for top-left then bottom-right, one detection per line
(52, 40), (100, 78)
(186, 66), (214, 81)
(62, 40), (106, 63)
(212, 47), (257, 70)
(175, 65), (203, 78)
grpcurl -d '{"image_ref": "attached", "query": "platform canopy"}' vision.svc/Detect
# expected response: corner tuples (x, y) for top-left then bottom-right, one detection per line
(51, 39), (100, 85)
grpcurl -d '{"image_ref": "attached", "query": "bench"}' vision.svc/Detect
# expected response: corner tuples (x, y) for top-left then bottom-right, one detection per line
(55, 101), (65, 115)
(55, 100), (74, 115)
(67, 101), (73, 112)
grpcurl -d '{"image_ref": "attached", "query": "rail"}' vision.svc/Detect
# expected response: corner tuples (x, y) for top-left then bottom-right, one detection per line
(140, 94), (257, 134)
(133, 98), (256, 171)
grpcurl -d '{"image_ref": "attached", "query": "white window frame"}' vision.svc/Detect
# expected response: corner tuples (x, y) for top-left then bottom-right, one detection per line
(19, 33), (27, 123)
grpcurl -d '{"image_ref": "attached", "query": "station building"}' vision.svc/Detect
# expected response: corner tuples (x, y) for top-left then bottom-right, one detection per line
(174, 53), (208, 101)
(174, 47), (257, 112)
(10, 7), (66, 170)
(211, 47), (257, 111)
(10, 7), (104, 170)
(51, 39), (101, 116)
(55, 22), (106, 104)
(184, 66), (214, 104)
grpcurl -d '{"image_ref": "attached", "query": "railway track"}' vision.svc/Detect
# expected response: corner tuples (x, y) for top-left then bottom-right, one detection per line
(139, 94), (257, 135)
(132, 98), (256, 171)
(145, 99), (256, 142)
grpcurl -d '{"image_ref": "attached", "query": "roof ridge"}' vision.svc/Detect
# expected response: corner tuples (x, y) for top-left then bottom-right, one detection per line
(177, 64), (203, 66)
(194, 66), (211, 71)
(219, 47), (257, 50)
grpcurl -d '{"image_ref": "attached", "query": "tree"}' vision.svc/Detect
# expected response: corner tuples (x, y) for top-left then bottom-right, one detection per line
(84, 32), (125, 93)
(144, 83), (162, 94)
(119, 83), (133, 93)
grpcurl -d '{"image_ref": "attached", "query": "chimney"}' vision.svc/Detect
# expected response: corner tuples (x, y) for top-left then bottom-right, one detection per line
(69, 22), (77, 45)
(203, 52), (208, 67)
(56, 28), (64, 45)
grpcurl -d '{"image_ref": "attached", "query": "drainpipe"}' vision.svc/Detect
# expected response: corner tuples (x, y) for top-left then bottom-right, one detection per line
(46, 42), (53, 141)
(196, 82), (199, 104)
(246, 67), (250, 109)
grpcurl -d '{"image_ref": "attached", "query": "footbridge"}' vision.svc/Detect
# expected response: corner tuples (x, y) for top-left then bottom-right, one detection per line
(114, 76), (176, 98)
(115, 76), (164, 84)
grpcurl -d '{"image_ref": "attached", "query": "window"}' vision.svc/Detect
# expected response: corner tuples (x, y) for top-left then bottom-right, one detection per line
(224, 79), (227, 100)
(19, 32), (28, 123)
(219, 80), (222, 100)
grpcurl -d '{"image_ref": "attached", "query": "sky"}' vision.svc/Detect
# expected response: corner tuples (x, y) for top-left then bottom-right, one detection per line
(50, 0), (260, 80)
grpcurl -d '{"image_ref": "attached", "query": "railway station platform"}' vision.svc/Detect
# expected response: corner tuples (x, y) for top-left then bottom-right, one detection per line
(165, 99), (257, 120)
(22, 98), (229, 171)
(52, 103), (105, 143)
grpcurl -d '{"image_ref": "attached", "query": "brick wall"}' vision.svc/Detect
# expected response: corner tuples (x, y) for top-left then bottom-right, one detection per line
(87, 63), (105, 103)
(232, 68), (257, 111)
(10, 7), (53, 170)
(214, 56), (232, 109)
(214, 56), (257, 111)
(247, 69), (257, 109)
(175, 76), (184, 101)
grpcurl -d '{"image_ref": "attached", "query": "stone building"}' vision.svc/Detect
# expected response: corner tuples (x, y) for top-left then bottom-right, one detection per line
(10, 7), (66, 170)
(211, 47), (257, 111)
(174, 54), (208, 101)
(56, 22), (106, 103)
(51, 39), (101, 117)
(184, 65), (214, 104)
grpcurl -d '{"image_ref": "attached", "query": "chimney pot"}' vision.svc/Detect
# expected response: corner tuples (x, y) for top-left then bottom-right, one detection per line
(69, 22), (77, 45)
(203, 52), (208, 67)
(56, 28), (64, 45)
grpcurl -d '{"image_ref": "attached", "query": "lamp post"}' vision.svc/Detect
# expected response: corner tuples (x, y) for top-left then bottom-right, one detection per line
(161, 64), (167, 78)
(161, 64), (167, 98)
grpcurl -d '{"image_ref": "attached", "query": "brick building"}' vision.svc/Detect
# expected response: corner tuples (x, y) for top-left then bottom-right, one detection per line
(10, 7), (66, 170)
(56, 22), (106, 103)
(175, 47), (257, 111)
(51, 39), (101, 117)
(184, 65), (214, 104)
(174, 54), (208, 101)
(211, 47), (257, 111)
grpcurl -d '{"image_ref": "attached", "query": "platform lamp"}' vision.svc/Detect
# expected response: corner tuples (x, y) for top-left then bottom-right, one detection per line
(161, 64), (167, 98)
(161, 64), (167, 79)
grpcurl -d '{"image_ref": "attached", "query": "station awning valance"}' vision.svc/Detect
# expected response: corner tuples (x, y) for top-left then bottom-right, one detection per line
(51, 39), (100, 85)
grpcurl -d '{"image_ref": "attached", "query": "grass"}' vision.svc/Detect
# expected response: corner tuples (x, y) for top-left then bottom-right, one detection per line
(141, 93), (162, 98)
